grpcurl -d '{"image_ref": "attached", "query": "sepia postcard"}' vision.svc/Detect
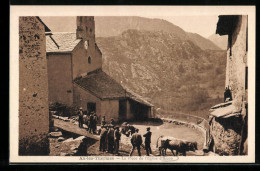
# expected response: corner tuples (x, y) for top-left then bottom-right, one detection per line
(10, 5), (255, 163)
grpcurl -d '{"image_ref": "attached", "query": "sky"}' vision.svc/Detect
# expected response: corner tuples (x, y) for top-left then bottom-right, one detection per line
(145, 16), (219, 38)
(41, 16), (219, 38)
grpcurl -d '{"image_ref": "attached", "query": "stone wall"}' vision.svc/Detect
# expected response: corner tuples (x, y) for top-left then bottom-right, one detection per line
(19, 17), (49, 155)
(225, 15), (248, 110)
(210, 116), (242, 155)
(208, 15), (248, 156)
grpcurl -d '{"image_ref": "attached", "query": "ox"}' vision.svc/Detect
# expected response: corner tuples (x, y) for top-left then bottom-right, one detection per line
(156, 136), (197, 156)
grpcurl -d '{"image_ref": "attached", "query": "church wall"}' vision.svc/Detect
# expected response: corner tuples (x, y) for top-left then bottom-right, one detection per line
(100, 100), (119, 122)
(225, 15), (248, 110)
(72, 40), (102, 79)
(47, 53), (73, 106)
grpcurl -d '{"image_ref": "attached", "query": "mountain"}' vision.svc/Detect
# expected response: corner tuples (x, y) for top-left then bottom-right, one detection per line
(208, 34), (228, 50)
(186, 32), (222, 51)
(95, 16), (187, 39)
(95, 16), (221, 51)
(96, 29), (227, 118)
(41, 16), (221, 51)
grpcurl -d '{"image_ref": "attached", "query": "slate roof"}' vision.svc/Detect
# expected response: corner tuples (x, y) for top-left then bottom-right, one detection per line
(73, 70), (153, 107)
(209, 102), (240, 118)
(125, 88), (154, 107)
(46, 32), (81, 53)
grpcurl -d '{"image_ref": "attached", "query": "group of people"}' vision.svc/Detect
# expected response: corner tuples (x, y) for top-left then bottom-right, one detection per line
(129, 127), (152, 156)
(99, 118), (121, 155)
(77, 107), (98, 134)
(77, 107), (153, 156)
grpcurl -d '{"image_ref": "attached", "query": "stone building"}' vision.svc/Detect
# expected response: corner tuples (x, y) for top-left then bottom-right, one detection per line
(19, 17), (50, 155)
(208, 15), (248, 155)
(46, 16), (153, 122)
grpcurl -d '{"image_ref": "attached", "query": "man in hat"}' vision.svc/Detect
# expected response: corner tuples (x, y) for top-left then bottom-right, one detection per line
(107, 125), (115, 153)
(101, 116), (106, 127)
(143, 127), (152, 156)
(78, 107), (84, 128)
(129, 129), (142, 156)
(110, 118), (115, 127)
(93, 113), (98, 134)
(99, 125), (108, 152)
(114, 126), (121, 156)
(89, 112), (94, 134)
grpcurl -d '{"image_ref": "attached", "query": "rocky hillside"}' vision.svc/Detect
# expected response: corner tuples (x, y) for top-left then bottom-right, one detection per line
(97, 29), (227, 118)
(95, 16), (221, 51)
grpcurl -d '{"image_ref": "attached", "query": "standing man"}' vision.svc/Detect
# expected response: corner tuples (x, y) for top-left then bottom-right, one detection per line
(143, 127), (152, 156)
(89, 112), (94, 134)
(114, 126), (121, 156)
(107, 125), (115, 153)
(93, 113), (98, 134)
(110, 118), (115, 127)
(129, 129), (142, 156)
(99, 125), (108, 152)
(78, 107), (84, 128)
(101, 116), (106, 127)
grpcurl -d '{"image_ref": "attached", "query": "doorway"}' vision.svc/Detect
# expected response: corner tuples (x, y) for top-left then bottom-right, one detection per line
(87, 102), (96, 113)
(119, 100), (127, 122)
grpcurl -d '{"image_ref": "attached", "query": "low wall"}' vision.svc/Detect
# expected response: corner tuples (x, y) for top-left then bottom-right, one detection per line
(161, 118), (207, 147)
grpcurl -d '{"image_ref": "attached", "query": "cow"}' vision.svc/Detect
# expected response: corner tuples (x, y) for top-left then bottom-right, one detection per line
(156, 136), (197, 156)
(185, 141), (198, 151)
(156, 136), (182, 156)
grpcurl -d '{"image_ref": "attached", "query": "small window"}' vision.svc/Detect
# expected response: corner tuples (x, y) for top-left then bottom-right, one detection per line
(90, 28), (92, 32)
(88, 56), (91, 64)
(86, 26), (88, 31)
(84, 40), (89, 49)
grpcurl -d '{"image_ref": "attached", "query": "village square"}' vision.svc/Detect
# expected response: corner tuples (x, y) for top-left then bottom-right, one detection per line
(18, 15), (248, 158)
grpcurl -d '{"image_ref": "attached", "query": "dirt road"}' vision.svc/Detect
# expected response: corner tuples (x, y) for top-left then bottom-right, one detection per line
(53, 118), (205, 156)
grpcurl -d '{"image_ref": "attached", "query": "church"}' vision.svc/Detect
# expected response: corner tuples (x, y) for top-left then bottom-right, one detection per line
(45, 16), (154, 122)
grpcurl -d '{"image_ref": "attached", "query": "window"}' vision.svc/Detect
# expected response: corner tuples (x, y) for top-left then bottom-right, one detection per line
(84, 40), (89, 49)
(90, 28), (92, 32)
(86, 26), (88, 31)
(88, 56), (91, 64)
